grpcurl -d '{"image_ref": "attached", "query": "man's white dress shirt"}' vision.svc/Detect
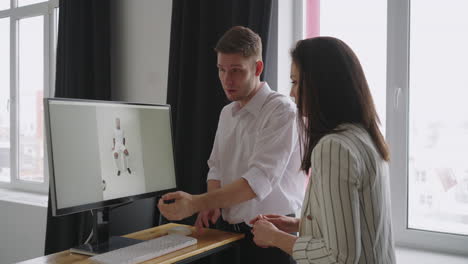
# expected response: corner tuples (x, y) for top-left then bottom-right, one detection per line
(207, 82), (305, 225)
(293, 123), (396, 264)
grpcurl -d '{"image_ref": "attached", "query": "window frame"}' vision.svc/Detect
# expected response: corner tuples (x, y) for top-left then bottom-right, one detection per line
(0, 0), (58, 194)
(387, 0), (468, 255)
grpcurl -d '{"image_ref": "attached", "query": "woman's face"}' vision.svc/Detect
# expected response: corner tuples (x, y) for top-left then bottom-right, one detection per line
(290, 62), (299, 103)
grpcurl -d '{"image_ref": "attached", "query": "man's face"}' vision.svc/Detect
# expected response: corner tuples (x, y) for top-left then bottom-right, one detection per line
(217, 52), (262, 103)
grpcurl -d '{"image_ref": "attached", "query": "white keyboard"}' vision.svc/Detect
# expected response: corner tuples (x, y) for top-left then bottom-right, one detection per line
(89, 234), (197, 264)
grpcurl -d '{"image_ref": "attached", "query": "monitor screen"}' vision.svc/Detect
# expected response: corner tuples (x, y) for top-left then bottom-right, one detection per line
(45, 98), (177, 216)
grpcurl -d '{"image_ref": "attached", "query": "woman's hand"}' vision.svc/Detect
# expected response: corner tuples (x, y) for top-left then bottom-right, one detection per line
(250, 214), (299, 233)
(251, 219), (280, 247)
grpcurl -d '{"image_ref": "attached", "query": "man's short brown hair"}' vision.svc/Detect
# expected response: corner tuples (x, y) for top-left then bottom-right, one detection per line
(215, 26), (262, 60)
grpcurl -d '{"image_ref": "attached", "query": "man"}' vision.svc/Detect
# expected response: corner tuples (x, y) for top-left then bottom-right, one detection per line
(158, 26), (304, 263)
(112, 117), (132, 176)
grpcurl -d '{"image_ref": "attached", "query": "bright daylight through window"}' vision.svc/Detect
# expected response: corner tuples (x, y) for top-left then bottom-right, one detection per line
(408, 0), (468, 236)
(0, 18), (9, 182)
(0, 0), (58, 191)
(18, 16), (44, 182)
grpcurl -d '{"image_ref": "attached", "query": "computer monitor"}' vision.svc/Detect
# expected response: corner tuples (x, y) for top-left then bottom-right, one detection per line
(44, 98), (177, 254)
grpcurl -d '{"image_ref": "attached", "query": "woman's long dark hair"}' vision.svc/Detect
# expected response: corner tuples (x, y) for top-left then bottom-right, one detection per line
(292, 37), (389, 172)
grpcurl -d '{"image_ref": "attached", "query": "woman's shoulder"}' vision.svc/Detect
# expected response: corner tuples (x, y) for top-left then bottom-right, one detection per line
(312, 123), (371, 164)
(316, 124), (364, 150)
(310, 125), (370, 180)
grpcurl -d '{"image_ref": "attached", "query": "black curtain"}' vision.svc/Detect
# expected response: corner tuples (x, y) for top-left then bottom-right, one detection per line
(44, 0), (111, 254)
(167, 0), (272, 224)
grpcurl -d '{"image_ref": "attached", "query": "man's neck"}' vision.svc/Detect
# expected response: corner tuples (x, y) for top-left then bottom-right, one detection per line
(238, 81), (262, 108)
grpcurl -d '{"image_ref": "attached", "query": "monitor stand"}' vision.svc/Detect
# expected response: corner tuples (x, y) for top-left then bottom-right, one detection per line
(70, 207), (143, 256)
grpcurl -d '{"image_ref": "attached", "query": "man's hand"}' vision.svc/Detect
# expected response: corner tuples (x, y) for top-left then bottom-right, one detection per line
(195, 208), (221, 233)
(157, 191), (199, 221)
(250, 214), (299, 233)
(252, 219), (280, 248)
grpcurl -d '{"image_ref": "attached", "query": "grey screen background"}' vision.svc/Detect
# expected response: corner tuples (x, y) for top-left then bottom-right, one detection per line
(48, 101), (177, 210)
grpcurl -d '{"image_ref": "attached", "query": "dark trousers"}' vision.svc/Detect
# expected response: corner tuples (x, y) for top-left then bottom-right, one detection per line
(212, 217), (296, 264)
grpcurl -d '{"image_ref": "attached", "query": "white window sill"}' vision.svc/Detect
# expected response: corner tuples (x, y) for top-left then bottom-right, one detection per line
(396, 246), (468, 263)
(0, 188), (48, 207)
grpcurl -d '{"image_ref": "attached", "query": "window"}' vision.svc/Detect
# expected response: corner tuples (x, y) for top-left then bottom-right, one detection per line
(408, 0), (468, 237)
(18, 0), (46, 7)
(0, 0), (58, 193)
(303, 0), (468, 255)
(0, 18), (10, 183)
(388, 0), (468, 255)
(0, 0), (9, 10)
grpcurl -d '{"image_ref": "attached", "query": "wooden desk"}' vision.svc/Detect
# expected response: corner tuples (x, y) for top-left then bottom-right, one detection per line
(17, 223), (245, 264)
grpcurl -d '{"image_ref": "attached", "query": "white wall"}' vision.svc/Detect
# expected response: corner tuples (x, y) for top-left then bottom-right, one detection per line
(0, 198), (47, 264)
(110, 0), (172, 104)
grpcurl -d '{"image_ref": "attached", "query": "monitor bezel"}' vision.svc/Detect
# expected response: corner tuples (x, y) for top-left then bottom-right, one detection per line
(44, 97), (178, 216)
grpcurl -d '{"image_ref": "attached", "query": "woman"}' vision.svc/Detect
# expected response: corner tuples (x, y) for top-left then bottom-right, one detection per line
(250, 37), (396, 263)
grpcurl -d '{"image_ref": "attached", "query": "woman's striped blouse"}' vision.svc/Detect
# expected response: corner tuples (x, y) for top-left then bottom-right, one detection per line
(292, 123), (396, 264)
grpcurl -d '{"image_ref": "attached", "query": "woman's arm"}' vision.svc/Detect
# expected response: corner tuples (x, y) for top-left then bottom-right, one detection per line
(250, 214), (300, 233)
(290, 138), (361, 263)
(251, 220), (298, 254)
